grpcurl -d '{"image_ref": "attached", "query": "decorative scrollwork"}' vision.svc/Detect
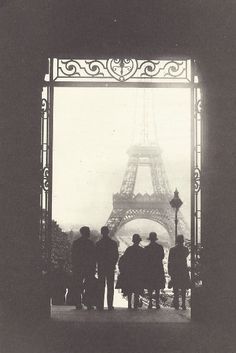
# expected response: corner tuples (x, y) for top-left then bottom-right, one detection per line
(41, 98), (49, 114)
(59, 60), (83, 77)
(194, 168), (201, 193)
(140, 60), (160, 77)
(107, 59), (138, 81)
(85, 60), (106, 77)
(54, 58), (190, 82)
(164, 61), (186, 78)
(195, 99), (202, 114)
(140, 60), (186, 78)
(42, 166), (49, 191)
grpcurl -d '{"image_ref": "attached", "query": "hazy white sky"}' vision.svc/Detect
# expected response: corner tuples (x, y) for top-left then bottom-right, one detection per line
(53, 87), (191, 231)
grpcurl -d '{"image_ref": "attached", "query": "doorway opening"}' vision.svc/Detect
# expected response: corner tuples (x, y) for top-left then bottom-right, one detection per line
(40, 58), (202, 318)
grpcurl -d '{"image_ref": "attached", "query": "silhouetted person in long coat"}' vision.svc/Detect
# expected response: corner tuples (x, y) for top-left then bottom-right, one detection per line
(144, 232), (165, 309)
(122, 234), (145, 310)
(96, 226), (119, 310)
(71, 226), (96, 309)
(168, 234), (190, 310)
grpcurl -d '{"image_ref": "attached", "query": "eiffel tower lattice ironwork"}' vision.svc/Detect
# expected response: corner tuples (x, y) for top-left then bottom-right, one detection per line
(106, 91), (188, 245)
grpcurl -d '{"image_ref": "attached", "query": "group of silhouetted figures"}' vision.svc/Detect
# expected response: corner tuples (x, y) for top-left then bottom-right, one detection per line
(50, 226), (190, 311)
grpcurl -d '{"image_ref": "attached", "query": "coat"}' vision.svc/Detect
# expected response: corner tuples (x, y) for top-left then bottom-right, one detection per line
(96, 237), (119, 274)
(168, 245), (190, 289)
(143, 242), (165, 289)
(71, 237), (96, 276)
(116, 245), (145, 294)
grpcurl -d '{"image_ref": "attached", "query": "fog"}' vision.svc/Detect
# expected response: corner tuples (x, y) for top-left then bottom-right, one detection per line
(53, 87), (191, 231)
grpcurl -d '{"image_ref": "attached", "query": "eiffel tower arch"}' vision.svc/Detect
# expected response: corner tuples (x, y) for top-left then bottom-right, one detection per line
(106, 93), (189, 245)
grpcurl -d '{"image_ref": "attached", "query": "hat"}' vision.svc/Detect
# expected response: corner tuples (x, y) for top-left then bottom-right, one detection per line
(176, 234), (184, 243)
(132, 234), (142, 243)
(148, 232), (158, 241)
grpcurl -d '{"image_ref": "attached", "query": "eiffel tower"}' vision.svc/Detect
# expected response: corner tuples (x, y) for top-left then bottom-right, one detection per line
(106, 90), (188, 245)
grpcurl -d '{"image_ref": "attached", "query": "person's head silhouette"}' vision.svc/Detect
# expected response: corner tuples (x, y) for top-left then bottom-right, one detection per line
(132, 233), (142, 245)
(176, 234), (184, 245)
(148, 232), (158, 243)
(80, 226), (90, 238)
(101, 226), (109, 238)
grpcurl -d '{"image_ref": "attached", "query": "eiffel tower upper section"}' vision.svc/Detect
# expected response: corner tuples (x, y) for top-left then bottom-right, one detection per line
(118, 89), (171, 199)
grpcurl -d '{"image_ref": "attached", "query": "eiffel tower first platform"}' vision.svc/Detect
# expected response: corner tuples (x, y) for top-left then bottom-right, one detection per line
(106, 92), (188, 245)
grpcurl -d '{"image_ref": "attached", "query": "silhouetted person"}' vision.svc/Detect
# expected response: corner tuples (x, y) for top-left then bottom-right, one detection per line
(71, 226), (96, 309)
(51, 259), (68, 305)
(116, 254), (127, 295)
(122, 234), (144, 310)
(96, 226), (119, 310)
(144, 232), (165, 309)
(66, 270), (76, 306)
(168, 234), (190, 310)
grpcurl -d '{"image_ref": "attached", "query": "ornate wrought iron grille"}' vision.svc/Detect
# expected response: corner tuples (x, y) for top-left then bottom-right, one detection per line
(41, 58), (202, 289)
(44, 59), (192, 85)
(191, 68), (202, 287)
(40, 59), (53, 270)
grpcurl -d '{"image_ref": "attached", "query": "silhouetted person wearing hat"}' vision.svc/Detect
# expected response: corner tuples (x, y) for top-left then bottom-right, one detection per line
(168, 234), (190, 310)
(96, 226), (119, 311)
(144, 232), (165, 309)
(122, 234), (144, 310)
(71, 226), (96, 309)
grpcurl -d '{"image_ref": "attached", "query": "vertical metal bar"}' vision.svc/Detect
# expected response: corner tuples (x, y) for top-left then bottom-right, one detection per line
(194, 87), (198, 252)
(57, 59), (59, 80)
(45, 85), (49, 268)
(175, 208), (178, 244)
(200, 87), (204, 253)
(190, 60), (195, 290)
(39, 91), (44, 270)
(47, 58), (54, 271)
(40, 87), (50, 270)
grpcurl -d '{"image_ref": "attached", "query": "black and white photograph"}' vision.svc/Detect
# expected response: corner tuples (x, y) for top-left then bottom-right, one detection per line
(0, 1), (236, 353)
